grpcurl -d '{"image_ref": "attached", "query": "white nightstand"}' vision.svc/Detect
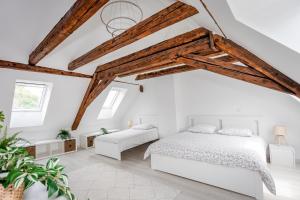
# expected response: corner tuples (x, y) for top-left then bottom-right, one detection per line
(269, 144), (295, 168)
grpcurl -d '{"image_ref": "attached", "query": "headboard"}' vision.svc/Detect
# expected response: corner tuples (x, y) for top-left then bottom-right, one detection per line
(188, 115), (221, 129)
(187, 115), (260, 135)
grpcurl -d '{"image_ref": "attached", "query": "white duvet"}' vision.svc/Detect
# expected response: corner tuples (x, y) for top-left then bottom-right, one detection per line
(144, 132), (276, 195)
(95, 128), (158, 151)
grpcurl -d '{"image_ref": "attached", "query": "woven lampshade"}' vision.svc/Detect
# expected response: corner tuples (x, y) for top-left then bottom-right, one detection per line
(273, 126), (287, 136)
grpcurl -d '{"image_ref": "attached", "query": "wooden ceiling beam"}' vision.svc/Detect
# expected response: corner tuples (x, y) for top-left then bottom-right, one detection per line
(182, 54), (266, 77)
(71, 75), (99, 130)
(96, 27), (209, 73)
(213, 34), (300, 97)
(213, 55), (237, 63)
(177, 57), (293, 94)
(71, 75), (115, 130)
(29, 0), (108, 65)
(96, 38), (210, 79)
(68, 1), (199, 70)
(0, 60), (92, 78)
(118, 61), (178, 77)
(135, 65), (197, 80)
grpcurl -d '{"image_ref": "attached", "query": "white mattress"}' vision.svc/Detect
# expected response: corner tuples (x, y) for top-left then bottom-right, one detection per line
(95, 128), (159, 151)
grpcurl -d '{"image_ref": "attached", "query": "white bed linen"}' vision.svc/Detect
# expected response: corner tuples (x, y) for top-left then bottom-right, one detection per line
(95, 128), (158, 151)
(144, 132), (276, 195)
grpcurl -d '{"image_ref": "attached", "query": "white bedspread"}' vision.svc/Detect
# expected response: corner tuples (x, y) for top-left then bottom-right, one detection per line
(144, 132), (276, 195)
(95, 128), (158, 151)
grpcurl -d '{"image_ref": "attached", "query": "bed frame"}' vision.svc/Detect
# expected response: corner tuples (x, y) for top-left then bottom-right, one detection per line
(95, 115), (159, 160)
(150, 115), (264, 200)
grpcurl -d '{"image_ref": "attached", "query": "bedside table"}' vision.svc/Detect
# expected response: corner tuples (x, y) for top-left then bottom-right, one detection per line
(269, 144), (295, 168)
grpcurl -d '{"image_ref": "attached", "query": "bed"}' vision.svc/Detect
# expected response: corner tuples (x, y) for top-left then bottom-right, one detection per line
(144, 115), (276, 200)
(95, 116), (159, 160)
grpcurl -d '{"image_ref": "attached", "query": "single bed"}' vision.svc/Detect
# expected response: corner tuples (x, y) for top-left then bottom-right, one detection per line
(144, 115), (276, 200)
(95, 116), (159, 160)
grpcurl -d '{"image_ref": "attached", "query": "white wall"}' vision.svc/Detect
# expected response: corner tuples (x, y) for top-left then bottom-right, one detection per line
(0, 69), (137, 142)
(121, 76), (177, 138)
(173, 70), (300, 159)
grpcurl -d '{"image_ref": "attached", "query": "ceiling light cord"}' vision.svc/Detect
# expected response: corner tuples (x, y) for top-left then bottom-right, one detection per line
(199, 0), (227, 38)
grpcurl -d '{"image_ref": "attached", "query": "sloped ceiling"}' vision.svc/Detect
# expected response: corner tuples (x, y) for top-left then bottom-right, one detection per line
(0, 0), (299, 82)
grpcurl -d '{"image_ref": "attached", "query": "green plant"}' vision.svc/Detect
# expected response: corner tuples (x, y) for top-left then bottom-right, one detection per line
(0, 111), (5, 129)
(100, 128), (109, 135)
(0, 111), (75, 200)
(56, 129), (71, 140)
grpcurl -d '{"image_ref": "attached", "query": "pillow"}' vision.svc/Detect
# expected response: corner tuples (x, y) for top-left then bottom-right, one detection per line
(188, 124), (217, 134)
(132, 123), (155, 130)
(217, 128), (253, 137)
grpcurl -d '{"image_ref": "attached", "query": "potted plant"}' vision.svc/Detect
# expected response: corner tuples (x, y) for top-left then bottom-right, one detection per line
(0, 111), (75, 200)
(100, 128), (109, 135)
(56, 129), (71, 140)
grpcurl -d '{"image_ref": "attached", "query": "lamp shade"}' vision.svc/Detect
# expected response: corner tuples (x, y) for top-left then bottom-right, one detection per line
(273, 126), (287, 136)
(128, 120), (133, 128)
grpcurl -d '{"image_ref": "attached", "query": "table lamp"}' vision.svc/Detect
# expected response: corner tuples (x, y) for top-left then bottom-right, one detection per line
(128, 120), (133, 128)
(273, 125), (287, 145)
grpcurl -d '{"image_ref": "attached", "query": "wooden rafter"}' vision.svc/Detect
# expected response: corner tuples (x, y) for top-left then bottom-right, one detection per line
(177, 57), (293, 94)
(213, 34), (300, 96)
(71, 75), (115, 130)
(68, 1), (199, 70)
(182, 54), (266, 77)
(118, 62), (178, 77)
(0, 60), (92, 78)
(29, 0), (108, 65)
(96, 28), (209, 73)
(97, 38), (210, 79)
(135, 65), (197, 80)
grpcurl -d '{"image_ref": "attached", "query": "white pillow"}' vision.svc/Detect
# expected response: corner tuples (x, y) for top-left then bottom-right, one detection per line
(132, 123), (155, 130)
(188, 124), (217, 134)
(217, 128), (253, 137)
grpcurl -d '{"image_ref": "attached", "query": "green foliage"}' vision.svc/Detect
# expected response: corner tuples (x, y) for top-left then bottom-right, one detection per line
(0, 111), (75, 200)
(13, 85), (41, 110)
(100, 128), (109, 135)
(0, 111), (4, 129)
(56, 129), (71, 140)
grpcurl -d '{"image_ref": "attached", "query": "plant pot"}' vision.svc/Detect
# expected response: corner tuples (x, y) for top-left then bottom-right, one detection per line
(0, 184), (24, 200)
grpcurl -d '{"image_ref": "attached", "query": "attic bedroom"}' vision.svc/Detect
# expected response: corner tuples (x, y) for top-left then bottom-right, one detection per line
(1, 0), (300, 200)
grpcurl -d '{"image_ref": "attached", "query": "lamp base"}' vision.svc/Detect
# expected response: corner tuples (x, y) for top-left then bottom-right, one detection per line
(275, 135), (287, 145)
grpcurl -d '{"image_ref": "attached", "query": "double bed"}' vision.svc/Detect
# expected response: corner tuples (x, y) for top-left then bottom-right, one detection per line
(144, 115), (276, 200)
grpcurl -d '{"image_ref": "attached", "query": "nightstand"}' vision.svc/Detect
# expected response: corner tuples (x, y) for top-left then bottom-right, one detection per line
(269, 144), (295, 168)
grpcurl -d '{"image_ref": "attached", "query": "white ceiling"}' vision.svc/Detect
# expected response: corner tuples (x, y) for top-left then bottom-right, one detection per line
(0, 0), (300, 83)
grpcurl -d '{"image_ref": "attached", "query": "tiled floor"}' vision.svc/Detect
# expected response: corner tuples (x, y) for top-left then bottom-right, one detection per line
(37, 143), (300, 200)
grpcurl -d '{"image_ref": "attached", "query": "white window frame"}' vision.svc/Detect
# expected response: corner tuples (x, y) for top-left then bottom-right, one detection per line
(12, 82), (48, 112)
(98, 87), (127, 120)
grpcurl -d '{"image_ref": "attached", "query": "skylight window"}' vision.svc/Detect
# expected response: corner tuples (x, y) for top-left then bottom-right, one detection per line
(12, 82), (47, 112)
(10, 80), (53, 128)
(98, 87), (127, 119)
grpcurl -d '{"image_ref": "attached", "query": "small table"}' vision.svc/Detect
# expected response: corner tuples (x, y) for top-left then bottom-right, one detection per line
(269, 144), (295, 168)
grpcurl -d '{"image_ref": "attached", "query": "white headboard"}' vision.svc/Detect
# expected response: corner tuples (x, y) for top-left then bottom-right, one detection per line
(187, 115), (260, 135)
(188, 115), (221, 129)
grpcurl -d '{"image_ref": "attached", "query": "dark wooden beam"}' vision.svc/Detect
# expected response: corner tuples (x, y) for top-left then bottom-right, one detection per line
(71, 76), (115, 130)
(118, 61), (178, 77)
(177, 57), (293, 94)
(0, 60), (92, 78)
(182, 54), (266, 77)
(68, 2), (199, 70)
(29, 0), (108, 65)
(96, 27), (209, 73)
(213, 55), (237, 63)
(213, 34), (300, 96)
(135, 65), (197, 80)
(97, 38), (210, 79)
